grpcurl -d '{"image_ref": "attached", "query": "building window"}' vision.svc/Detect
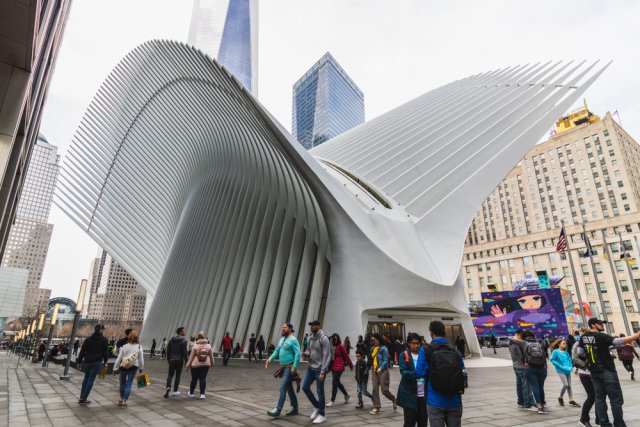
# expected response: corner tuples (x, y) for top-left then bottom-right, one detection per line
(586, 283), (594, 295)
(598, 282), (607, 293)
(617, 181), (624, 188)
(624, 204), (630, 212)
(615, 261), (625, 272)
(581, 264), (589, 275)
(465, 266), (471, 273)
(604, 301), (612, 314)
(467, 279), (472, 287)
(620, 280), (629, 292)
(595, 263), (603, 274)
(603, 130), (609, 137)
(632, 321), (640, 333)
(624, 300), (634, 312)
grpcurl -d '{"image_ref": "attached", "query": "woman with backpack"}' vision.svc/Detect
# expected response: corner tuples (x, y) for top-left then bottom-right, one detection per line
(397, 333), (427, 427)
(113, 331), (144, 407)
(185, 331), (213, 399)
(523, 331), (548, 414)
(572, 327), (599, 427)
(550, 339), (580, 408)
(326, 333), (353, 407)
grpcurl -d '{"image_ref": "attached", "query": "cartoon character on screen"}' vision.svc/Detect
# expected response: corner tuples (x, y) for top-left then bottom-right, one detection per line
(490, 294), (556, 325)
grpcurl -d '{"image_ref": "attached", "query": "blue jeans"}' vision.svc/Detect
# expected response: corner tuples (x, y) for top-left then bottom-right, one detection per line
(119, 367), (138, 400)
(276, 367), (298, 412)
(357, 382), (373, 405)
(591, 370), (625, 427)
(80, 361), (103, 400)
(514, 367), (532, 407)
(189, 366), (209, 395)
(302, 368), (325, 416)
(525, 366), (546, 406)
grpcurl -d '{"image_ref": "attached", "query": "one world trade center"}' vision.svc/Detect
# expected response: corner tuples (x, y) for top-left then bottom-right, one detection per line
(188, 0), (258, 96)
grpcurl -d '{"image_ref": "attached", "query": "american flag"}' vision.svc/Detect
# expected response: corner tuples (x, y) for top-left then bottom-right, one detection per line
(556, 227), (567, 254)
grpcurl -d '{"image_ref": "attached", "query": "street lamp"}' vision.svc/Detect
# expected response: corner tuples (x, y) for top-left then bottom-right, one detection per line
(60, 280), (87, 380)
(42, 304), (59, 368)
(31, 313), (46, 363)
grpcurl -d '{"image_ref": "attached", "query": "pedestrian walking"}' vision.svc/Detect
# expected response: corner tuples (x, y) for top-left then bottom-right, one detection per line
(523, 331), (548, 414)
(508, 329), (534, 412)
(266, 323), (301, 417)
(550, 339), (580, 408)
(326, 333), (352, 407)
(72, 339), (80, 356)
(490, 335), (497, 354)
(150, 339), (156, 359)
(303, 334), (309, 352)
(221, 332), (233, 366)
(356, 335), (366, 355)
(164, 327), (188, 398)
(354, 349), (373, 409)
(113, 330), (144, 407)
(187, 335), (196, 355)
(344, 336), (352, 356)
(185, 331), (213, 399)
(415, 321), (465, 427)
(116, 328), (133, 354)
(572, 328), (599, 427)
(248, 333), (257, 362)
(455, 336), (466, 358)
(77, 324), (110, 404)
(368, 333), (397, 416)
(257, 335), (265, 360)
(577, 317), (640, 427)
(160, 338), (167, 359)
(616, 334), (639, 380)
(302, 320), (332, 424)
(397, 333), (428, 427)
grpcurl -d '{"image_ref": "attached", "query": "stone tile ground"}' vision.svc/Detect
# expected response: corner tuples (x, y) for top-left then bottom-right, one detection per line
(1, 349), (639, 426)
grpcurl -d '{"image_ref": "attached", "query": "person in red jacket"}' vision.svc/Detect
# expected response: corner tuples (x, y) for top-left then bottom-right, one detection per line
(616, 334), (640, 381)
(221, 332), (233, 366)
(326, 333), (353, 407)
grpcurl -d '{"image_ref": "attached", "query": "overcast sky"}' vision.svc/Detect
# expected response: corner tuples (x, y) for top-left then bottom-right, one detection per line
(40, 0), (640, 299)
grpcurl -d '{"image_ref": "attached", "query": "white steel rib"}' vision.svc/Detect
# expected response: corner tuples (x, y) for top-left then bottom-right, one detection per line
(56, 40), (607, 351)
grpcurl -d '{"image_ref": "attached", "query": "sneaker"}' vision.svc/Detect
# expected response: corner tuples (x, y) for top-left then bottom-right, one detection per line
(569, 400), (581, 408)
(285, 408), (299, 416)
(538, 408), (547, 414)
(172, 391), (181, 397)
(326, 401), (334, 407)
(310, 409), (319, 420)
(517, 404), (525, 408)
(78, 399), (91, 405)
(164, 388), (170, 399)
(369, 408), (380, 415)
(578, 421), (593, 427)
(313, 415), (326, 424)
(526, 407), (538, 412)
(187, 392), (194, 398)
(355, 404), (363, 409)
(344, 394), (350, 403)
(558, 397), (564, 406)
(200, 394), (205, 400)
(267, 409), (280, 417)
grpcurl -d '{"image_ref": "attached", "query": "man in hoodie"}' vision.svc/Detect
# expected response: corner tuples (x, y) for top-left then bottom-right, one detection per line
(302, 320), (332, 424)
(164, 326), (188, 398)
(77, 324), (110, 404)
(509, 330), (535, 412)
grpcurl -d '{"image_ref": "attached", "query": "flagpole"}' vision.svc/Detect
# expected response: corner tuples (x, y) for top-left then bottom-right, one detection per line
(602, 230), (631, 336)
(582, 223), (610, 333)
(562, 220), (587, 326)
(623, 235), (640, 314)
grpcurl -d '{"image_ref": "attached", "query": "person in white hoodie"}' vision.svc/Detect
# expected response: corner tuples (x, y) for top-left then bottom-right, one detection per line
(113, 331), (144, 407)
(185, 331), (214, 399)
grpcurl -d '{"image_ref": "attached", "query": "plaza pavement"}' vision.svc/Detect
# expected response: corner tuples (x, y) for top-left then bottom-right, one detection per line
(1, 348), (640, 427)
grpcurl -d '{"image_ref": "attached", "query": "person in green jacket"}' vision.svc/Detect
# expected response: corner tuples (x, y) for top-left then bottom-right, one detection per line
(397, 333), (427, 427)
(266, 323), (301, 417)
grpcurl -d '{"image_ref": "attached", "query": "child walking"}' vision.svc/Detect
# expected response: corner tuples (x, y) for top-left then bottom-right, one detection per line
(354, 349), (373, 409)
(550, 339), (580, 408)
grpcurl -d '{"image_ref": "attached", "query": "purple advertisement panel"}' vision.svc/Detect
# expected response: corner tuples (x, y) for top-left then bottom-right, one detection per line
(471, 288), (570, 338)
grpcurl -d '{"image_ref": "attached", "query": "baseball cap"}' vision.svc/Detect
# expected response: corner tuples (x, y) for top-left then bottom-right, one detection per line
(308, 320), (321, 326)
(587, 317), (608, 327)
(286, 322), (295, 333)
(94, 323), (105, 332)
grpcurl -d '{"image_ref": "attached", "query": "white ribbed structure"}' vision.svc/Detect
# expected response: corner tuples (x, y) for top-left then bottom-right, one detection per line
(56, 41), (607, 351)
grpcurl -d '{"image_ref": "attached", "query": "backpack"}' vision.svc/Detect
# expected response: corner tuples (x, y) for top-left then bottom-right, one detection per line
(525, 341), (546, 367)
(425, 343), (465, 395)
(196, 345), (210, 363)
(571, 342), (586, 369)
(121, 345), (140, 369)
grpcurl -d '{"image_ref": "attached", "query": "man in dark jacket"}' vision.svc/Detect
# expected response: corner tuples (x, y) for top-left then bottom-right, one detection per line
(77, 324), (110, 404)
(116, 328), (133, 354)
(164, 326), (188, 398)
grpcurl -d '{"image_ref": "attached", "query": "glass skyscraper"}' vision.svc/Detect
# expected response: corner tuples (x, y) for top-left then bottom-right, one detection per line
(188, 0), (258, 95)
(293, 52), (365, 150)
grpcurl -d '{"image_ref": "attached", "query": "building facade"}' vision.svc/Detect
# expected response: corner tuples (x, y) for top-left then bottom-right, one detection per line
(0, 267), (28, 331)
(0, 0), (72, 259)
(86, 250), (146, 323)
(81, 252), (104, 318)
(463, 108), (640, 335)
(292, 52), (365, 150)
(1, 135), (59, 315)
(187, 0), (258, 95)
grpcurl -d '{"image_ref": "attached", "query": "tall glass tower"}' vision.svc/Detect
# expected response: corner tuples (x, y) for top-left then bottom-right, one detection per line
(293, 53), (365, 150)
(188, 0), (258, 95)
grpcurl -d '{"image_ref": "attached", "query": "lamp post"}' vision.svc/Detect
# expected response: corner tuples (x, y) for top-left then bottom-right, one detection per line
(60, 280), (87, 380)
(31, 313), (46, 362)
(42, 304), (59, 367)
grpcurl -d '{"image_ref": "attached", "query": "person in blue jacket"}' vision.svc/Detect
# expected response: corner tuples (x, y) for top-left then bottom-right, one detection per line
(415, 321), (465, 427)
(550, 339), (580, 408)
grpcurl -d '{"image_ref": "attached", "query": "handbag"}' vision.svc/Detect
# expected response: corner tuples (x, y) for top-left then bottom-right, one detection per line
(98, 366), (107, 380)
(136, 372), (151, 388)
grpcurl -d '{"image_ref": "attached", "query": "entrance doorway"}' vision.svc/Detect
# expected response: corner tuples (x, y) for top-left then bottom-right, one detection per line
(366, 321), (406, 340)
(444, 323), (468, 356)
